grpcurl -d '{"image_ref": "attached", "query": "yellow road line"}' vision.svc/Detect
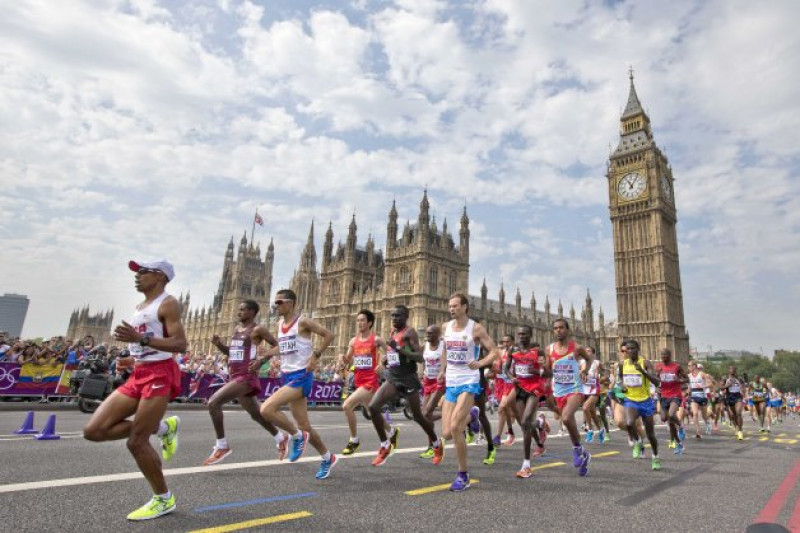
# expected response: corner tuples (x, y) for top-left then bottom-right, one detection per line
(773, 439), (797, 445)
(406, 479), (480, 495)
(759, 437), (769, 441)
(187, 511), (312, 533)
(531, 462), (565, 471)
(592, 451), (620, 458)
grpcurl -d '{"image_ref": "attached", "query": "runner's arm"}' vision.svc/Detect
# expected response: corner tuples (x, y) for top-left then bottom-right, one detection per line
(399, 328), (424, 362)
(299, 317), (334, 357)
(470, 323), (499, 369)
(643, 360), (660, 387)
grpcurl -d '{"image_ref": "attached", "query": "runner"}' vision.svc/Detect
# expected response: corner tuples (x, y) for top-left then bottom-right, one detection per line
(597, 375), (612, 443)
(339, 309), (388, 456)
(83, 259), (184, 521)
(619, 339), (662, 470)
(494, 335), (518, 446)
(473, 358), (498, 465)
(546, 318), (592, 476)
(688, 361), (713, 439)
(722, 365), (745, 440)
(203, 300), (287, 465)
(368, 305), (443, 466)
(420, 325), (445, 458)
(767, 382), (783, 426)
(655, 348), (688, 454)
(580, 347), (604, 444)
(258, 289), (338, 480)
(439, 293), (499, 491)
(749, 375), (768, 432)
(505, 325), (547, 478)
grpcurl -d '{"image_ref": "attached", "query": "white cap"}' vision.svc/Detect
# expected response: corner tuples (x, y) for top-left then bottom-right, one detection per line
(128, 259), (175, 281)
(696, 363), (704, 369)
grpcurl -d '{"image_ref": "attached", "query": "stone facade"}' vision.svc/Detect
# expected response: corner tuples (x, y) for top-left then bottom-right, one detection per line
(606, 72), (690, 361)
(66, 306), (114, 344)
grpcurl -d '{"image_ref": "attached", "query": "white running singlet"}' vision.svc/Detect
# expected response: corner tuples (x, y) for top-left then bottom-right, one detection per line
(127, 291), (173, 362)
(277, 316), (313, 373)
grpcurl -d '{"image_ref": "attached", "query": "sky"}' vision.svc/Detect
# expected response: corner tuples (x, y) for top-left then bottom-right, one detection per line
(1, 0), (798, 355)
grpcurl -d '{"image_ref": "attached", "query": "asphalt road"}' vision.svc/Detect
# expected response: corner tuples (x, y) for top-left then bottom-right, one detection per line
(1, 406), (799, 532)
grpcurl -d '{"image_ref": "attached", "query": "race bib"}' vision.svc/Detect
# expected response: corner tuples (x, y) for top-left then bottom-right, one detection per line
(661, 372), (676, 383)
(279, 337), (297, 355)
(354, 355), (373, 369)
(447, 349), (468, 365)
(515, 363), (533, 378)
(691, 389), (705, 398)
(584, 377), (597, 387)
(753, 390), (764, 398)
(229, 348), (245, 362)
(386, 350), (400, 367)
(623, 374), (642, 388)
(553, 362), (574, 384)
(729, 383), (741, 393)
(425, 363), (440, 379)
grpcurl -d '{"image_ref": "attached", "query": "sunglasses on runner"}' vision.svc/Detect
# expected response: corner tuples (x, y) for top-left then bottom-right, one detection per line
(137, 268), (163, 275)
(273, 299), (291, 305)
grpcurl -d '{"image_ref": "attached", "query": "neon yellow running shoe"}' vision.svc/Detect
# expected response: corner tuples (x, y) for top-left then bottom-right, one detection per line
(632, 441), (643, 459)
(466, 430), (475, 445)
(160, 416), (180, 461)
(127, 494), (176, 521)
(419, 446), (435, 459)
(483, 447), (497, 465)
(651, 457), (662, 471)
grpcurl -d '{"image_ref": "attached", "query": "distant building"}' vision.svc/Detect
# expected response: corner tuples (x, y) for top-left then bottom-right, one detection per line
(0, 293), (29, 338)
(66, 306), (114, 345)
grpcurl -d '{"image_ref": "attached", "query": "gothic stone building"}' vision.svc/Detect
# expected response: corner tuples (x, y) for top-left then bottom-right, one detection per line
(66, 306), (114, 345)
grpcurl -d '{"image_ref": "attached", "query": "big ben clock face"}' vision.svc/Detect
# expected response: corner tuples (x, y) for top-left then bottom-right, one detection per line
(617, 172), (646, 200)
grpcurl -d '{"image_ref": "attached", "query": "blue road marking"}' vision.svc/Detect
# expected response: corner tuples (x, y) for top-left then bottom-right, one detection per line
(194, 492), (317, 513)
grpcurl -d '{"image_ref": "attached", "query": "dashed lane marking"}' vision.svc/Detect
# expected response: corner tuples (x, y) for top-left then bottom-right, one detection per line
(187, 511), (312, 532)
(406, 479), (480, 495)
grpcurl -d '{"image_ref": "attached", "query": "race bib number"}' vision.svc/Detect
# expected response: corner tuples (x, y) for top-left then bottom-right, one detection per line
(354, 356), (373, 369)
(753, 390), (764, 398)
(129, 343), (144, 358)
(584, 377), (597, 387)
(623, 374), (642, 388)
(691, 389), (705, 398)
(515, 363), (533, 378)
(425, 363), (439, 379)
(553, 362), (573, 385)
(279, 337), (297, 355)
(386, 350), (400, 367)
(229, 348), (245, 362)
(729, 383), (741, 393)
(447, 349), (468, 365)
(660, 372), (676, 383)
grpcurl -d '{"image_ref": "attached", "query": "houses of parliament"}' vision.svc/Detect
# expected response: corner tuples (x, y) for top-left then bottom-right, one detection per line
(68, 74), (690, 363)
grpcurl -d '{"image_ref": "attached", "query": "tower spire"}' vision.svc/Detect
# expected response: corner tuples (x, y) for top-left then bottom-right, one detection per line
(622, 66), (644, 119)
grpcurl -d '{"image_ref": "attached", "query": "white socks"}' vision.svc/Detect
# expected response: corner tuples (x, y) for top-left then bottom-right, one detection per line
(216, 438), (228, 449)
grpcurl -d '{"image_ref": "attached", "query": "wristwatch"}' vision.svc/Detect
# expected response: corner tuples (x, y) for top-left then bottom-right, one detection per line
(139, 336), (150, 347)
(313, 350), (322, 358)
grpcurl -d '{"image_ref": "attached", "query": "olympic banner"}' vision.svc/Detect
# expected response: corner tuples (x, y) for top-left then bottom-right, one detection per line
(0, 362), (342, 404)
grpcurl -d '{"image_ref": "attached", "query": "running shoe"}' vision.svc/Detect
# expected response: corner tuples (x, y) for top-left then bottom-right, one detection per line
(503, 433), (516, 446)
(737, 430), (744, 441)
(632, 441), (643, 459)
(516, 466), (532, 479)
(372, 445), (392, 466)
(449, 472), (470, 492)
(597, 428), (605, 444)
(483, 447), (497, 465)
(466, 429), (475, 445)
(127, 494), (176, 521)
(668, 439), (676, 449)
(602, 432), (610, 444)
(705, 421), (712, 435)
(160, 416), (180, 462)
(492, 435), (501, 447)
(468, 406), (480, 434)
(315, 454), (338, 480)
(585, 430), (594, 443)
(389, 427), (400, 454)
(695, 433), (702, 440)
(572, 447), (584, 467)
(419, 446), (434, 459)
(674, 442), (684, 455)
(202, 446), (232, 466)
(533, 445), (546, 459)
(759, 428), (766, 434)
(342, 440), (360, 456)
(713, 423), (718, 431)
(652, 457), (662, 471)
(289, 431), (310, 462)
(678, 427), (686, 441)
(432, 439), (445, 465)
(276, 435), (288, 461)
(539, 426), (549, 445)
(578, 450), (591, 477)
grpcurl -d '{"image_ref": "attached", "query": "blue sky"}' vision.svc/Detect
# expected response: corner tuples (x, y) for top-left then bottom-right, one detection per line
(1, 0), (798, 355)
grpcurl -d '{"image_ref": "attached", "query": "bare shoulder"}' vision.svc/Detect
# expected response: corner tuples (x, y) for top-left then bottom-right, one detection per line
(158, 295), (181, 318)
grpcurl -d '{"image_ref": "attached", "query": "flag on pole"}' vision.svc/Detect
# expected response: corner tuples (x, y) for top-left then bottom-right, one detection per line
(254, 213), (264, 226)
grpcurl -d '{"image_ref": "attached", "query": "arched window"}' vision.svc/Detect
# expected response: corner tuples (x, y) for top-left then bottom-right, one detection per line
(448, 271), (457, 295)
(429, 267), (438, 295)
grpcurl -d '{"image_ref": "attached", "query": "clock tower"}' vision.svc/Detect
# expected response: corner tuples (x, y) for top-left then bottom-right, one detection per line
(607, 70), (690, 361)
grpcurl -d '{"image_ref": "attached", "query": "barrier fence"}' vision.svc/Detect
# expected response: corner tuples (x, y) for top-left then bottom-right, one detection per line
(0, 362), (343, 404)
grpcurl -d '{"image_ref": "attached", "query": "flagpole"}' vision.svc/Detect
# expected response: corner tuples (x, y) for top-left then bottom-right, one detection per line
(251, 208), (258, 245)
